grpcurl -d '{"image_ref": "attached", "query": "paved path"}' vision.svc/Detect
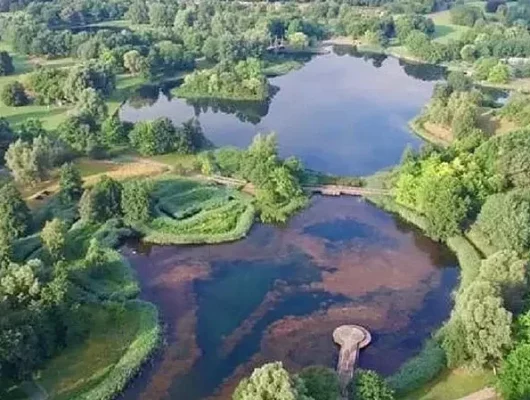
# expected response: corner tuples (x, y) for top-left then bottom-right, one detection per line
(333, 325), (372, 393)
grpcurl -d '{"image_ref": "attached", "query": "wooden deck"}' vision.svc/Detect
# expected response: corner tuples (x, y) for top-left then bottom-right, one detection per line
(333, 325), (372, 394)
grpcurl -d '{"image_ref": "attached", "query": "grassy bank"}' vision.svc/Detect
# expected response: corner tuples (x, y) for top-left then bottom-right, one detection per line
(409, 116), (451, 147)
(36, 300), (159, 400)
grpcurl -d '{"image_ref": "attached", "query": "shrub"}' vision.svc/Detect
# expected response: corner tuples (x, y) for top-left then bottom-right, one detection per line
(386, 340), (446, 395)
(299, 366), (340, 400)
(351, 370), (395, 400)
(499, 344), (530, 400)
(1, 81), (28, 106)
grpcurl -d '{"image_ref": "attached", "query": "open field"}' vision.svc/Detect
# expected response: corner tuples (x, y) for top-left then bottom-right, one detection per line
(25, 157), (169, 207)
(0, 41), (77, 128)
(428, 10), (471, 44)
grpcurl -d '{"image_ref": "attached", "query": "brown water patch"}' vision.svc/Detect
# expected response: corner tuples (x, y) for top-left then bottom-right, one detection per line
(123, 198), (458, 400)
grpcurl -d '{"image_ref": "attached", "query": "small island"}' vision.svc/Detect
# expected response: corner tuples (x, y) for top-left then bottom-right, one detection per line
(175, 58), (270, 101)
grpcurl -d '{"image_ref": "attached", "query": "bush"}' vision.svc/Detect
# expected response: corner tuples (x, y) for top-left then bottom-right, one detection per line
(1, 81), (28, 106)
(299, 366), (340, 400)
(351, 370), (395, 400)
(499, 344), (530, 400)
(0, 51), (14, 76)
(386, 340), (446, 395)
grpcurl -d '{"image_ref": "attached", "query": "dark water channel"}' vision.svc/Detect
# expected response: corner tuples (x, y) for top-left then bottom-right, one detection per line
(119, 49), (458, 400)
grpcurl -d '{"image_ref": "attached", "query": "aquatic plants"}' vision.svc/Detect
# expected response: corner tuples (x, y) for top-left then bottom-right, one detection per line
(136, 177), (255, 245)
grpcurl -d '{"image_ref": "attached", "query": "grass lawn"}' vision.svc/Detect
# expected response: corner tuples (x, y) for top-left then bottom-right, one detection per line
(148, 152), (200, 172)
(0, 41), (77, 129)
(428, 10), (471, 44)
(35, 301), (158, 400)
(401, 369), (495, 400)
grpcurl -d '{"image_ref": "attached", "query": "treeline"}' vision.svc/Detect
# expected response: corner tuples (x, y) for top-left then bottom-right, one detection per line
(392, 79), (530, 397)
(0, 0), (326, 63)
(0, 114), (208, 187)
(232, 362), (395, 400)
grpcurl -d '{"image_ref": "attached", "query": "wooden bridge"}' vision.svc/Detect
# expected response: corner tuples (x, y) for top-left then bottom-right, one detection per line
(204, 175), (391, 198)
(304, 185), (390, 197)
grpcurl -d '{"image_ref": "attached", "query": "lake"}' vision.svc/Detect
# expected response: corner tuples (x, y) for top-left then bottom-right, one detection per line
(120, 47), (444, 176)
(119, 49), (457, 400)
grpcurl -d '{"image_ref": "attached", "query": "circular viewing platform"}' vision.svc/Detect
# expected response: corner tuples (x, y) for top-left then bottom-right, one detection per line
(333, 325), (372, 392)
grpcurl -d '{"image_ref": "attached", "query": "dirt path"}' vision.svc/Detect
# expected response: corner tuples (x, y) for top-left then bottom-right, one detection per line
(457, 388), (499, 400)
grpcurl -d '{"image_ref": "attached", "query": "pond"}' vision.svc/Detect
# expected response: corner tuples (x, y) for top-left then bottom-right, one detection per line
(120, 47), (445, 176)
(119, 49), (458, 400)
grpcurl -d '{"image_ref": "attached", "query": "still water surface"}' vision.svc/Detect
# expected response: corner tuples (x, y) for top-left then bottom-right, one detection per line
(120, 50), (457, 400)
(120, 49), (443, 176)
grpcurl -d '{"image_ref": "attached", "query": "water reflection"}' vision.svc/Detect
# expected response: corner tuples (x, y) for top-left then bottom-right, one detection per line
(120, 51), (438, 176)
(121, 198), (458, 400)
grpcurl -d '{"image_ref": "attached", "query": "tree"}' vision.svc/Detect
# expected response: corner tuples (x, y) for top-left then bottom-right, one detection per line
(4, 136), (55, 186)
(15, 119), (46, 141)
(299, 366), (340, 400)
(476, 191), (530, 255)
(1, 81), (28, 106)
(0, 182), (30, 242)
(450, 5), (483, 26)
(126, 0), (149, 24)
(85, 238), (107, 269)
(79, 176), (122, 222)
(499, 344), (530, 400)
(121, 180), (152, 224)
(41, 218), (66, 261)
(349, 370), (395, 400)
(456, 280), (513, 368)
(460, 44), (477, 62)
(233, 362), (308, 400)
(0, 51), (14, 76)
(148, 3), (175, 27)
(474, 58), (498, 81)
(129, 117), (184, 156)
(101, 116), (131, 146)
(5, 139), (40, 185)
(59, 163), (83, 203)
(58, 114), (100, 154)
(479, 250), (528, 312)
(447, 71), (472, 92)
(123, 50), (149, 75)
(488, 62), (511, 84)
(63, 62), (115, 103)
(288, 32), (309, 50)
(420, 173), (469, 239)
(75, 88), (108, 121)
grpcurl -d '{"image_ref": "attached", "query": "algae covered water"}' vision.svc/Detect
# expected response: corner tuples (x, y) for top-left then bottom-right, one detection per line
(119, 50), (456, 400)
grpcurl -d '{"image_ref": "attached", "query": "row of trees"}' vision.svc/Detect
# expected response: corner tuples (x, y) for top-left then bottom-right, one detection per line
(232, 362), (394, 400)
(393, 73), (530, 396)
